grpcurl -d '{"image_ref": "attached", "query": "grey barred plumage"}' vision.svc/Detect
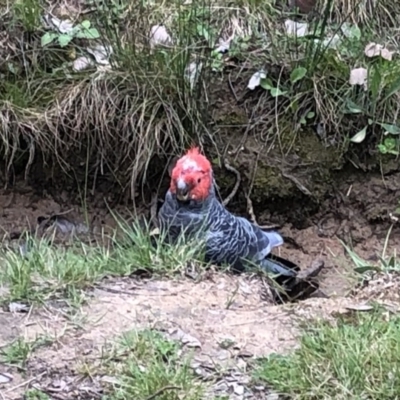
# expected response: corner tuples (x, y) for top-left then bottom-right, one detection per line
(158, 148), (296, 277)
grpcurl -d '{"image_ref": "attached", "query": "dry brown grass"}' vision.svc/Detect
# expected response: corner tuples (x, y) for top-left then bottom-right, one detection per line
(0, 0), (400, 199)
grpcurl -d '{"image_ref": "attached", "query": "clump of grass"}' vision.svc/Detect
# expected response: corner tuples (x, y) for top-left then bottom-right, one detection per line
(1, 0), (400, 199)
(0, 220), (206, 305)
(253, 307), (400, 399)
(100, 329), (204, 400)
(253, 239), (400, 399)
(0, 0), (215, 198)
(1, 336), (52, 368)
(343, 225), (398, 275)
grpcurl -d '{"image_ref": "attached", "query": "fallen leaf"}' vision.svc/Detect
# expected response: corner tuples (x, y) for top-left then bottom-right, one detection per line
(365, 43), (394, 61)
(349, 67), (367, 86)
(51, 16), (74, 34)
(346, 304), (373, 311)
(285, 19), (308, 37)
(232, 383), (245, 395)
(322, 34), (341, 49)
(150, 227), (160, 236)
(73, 56), (93, 72)
(86, 45), (113, 65)
(247, 70), (267, 90)
(0, 373), (12, 384)
(149, 24), (173, 49)
(215, 37), (231, 53)
(9, 302), (30, 313)
(169, 328), (201, 348)
(380, 48), (394, 61)
(185, 61), (202, 89)
(365, 42), (383, 57)
(350, 126), (367, 143)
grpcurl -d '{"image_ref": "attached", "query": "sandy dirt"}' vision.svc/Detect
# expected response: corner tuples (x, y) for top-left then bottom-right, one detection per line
(0, 275), (362, 400)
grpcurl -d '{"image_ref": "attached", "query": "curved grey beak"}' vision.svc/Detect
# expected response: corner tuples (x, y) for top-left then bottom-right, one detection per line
(176, 179), (189, 201)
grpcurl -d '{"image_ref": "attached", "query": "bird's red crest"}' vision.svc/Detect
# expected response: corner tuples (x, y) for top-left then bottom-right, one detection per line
(170, 146), (213, 201)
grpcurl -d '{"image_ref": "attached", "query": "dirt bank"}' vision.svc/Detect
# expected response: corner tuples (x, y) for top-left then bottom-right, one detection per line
(1, 163), (399, 296)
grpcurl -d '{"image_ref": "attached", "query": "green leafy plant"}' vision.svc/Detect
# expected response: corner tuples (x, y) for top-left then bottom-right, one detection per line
(300, 111), (315, 125)
(290, 67), (307, 84)
(12, 0), (41, 32)
(41, 20), (100, 48)
(378, 137), (399, 156)
(260, 77), (287, 98)
(210, 50), (224, 72)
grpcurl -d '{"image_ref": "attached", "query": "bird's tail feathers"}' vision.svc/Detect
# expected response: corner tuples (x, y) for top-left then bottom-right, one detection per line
(259, 257), (297, 277)
(264, 231), (284, 248)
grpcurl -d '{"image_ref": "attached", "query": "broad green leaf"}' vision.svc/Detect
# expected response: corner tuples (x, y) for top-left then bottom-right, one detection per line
(7, 63), (17, 74)
(290, 67), (307, 84)
(384, 137), (397, 149)
(196, 24), (209, 41)
(345, 99), (364, 114)
(260, 78), (273, 90)
(306, 111), (315, 119)
(377, 144), (387, 154)
(348, 25), (361, 40)
(378, 123), (400, 135)
(350, 126), (367, 143)
(41, 32), (57, 47)
(270, 88), (287, 97)
(80, 20), (91, 29)
(58, 34), (73, 47)
(75, 28), (100, 39)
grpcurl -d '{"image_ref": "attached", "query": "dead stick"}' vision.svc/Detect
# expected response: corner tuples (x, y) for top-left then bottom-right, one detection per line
(5, 372), (46, 393)
(143, 385), (181, 400)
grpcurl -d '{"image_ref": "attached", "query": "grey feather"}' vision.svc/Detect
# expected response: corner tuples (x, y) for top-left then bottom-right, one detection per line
(158, 185), (296, 277)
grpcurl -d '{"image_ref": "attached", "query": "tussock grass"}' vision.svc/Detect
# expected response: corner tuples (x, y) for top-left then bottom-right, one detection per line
(1, 335), (52, 368)
(99, 329), (204, 400)
(1, 0), (400, 197)
(0, 220), (206, 305)
(254, 306), (400, 399)
(253, 244), (400, 399)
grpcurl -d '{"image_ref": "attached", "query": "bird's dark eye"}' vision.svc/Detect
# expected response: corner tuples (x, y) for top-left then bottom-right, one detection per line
(197, 178), (201, 183)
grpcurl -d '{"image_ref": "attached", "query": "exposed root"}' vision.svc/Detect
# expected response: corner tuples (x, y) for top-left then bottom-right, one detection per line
(281, 170), (313, 197)
(245, 193), (257, 225)
(222, 158), (241, 206)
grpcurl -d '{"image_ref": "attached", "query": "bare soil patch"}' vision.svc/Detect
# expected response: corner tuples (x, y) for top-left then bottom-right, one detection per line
(0, 275), (359, 400)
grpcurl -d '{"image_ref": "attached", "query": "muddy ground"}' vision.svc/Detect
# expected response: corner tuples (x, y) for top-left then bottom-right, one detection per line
(0, 168), (399, 399)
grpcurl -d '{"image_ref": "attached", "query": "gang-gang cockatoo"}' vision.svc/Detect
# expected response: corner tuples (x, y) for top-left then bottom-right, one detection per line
(158, 146), (299, 279)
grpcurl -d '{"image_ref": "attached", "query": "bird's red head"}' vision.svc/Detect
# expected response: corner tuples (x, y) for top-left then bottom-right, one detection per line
(170, 146), (213, 202)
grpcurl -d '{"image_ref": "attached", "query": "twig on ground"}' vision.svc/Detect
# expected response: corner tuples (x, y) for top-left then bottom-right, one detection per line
(281, 170), (312, 197)
(143, 385), (181, 400)
(4, 372), (46, 393)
